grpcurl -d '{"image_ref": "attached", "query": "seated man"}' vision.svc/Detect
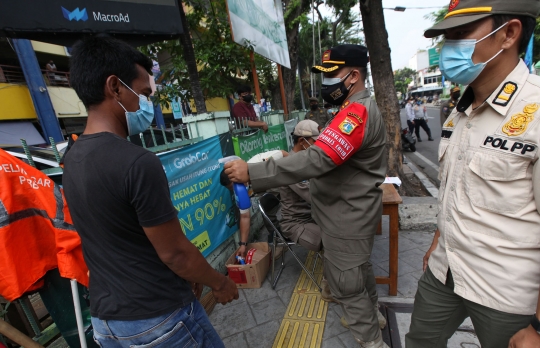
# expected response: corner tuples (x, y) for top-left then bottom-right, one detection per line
(220, 170), (251, 258)
(278, 120), (322, 252)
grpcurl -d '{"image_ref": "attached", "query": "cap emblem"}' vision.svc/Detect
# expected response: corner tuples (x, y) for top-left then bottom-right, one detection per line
(322, 50), (331, 62)
(339, 117), (358, 135)
(448, 0), (459, 11)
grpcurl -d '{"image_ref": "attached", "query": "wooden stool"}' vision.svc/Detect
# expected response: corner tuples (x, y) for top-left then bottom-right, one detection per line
(375, 184), (402, 296)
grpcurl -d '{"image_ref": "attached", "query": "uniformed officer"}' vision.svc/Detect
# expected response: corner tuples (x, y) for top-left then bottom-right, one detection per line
(277, 120), (322, 251)
(439, 86), (461, 127)
(305, 97), (329, 129)
(225, 44), (388, 348)
(406, 1), (540, 347)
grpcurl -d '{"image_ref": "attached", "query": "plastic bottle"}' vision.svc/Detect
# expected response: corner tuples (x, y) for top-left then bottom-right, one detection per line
(218, 156), (252, 210)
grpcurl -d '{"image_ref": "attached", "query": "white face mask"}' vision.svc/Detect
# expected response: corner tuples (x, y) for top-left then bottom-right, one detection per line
(301, 138), (312, 151)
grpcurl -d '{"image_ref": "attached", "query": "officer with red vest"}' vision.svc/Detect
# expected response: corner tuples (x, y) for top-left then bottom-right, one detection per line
(225, 44), (388, 348)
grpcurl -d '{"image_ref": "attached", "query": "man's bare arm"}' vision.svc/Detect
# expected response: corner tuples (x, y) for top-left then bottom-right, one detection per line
(143, 218), (238, 304)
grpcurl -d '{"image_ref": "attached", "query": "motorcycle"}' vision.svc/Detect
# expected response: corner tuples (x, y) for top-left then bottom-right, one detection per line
(401, 128), (416, 152)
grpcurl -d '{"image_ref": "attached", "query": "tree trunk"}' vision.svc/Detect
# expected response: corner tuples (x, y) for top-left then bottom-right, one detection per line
(359, 0), (411, 193)
(178, 2), (207, 114)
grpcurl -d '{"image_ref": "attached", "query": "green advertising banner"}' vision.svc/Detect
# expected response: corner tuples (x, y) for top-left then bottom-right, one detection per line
(428, 47), (439, 67)
(232, 124), (288, 161)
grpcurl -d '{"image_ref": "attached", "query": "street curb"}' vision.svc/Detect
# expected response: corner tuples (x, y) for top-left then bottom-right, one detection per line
(399, 158), (438, 231)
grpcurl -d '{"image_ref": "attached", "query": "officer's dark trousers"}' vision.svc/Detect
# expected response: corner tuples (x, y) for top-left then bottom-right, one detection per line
(406, 267), (531, 348)
(322, 233), (379, 342)
(414, 119), (432, 140)
(406, 120), (415, 134)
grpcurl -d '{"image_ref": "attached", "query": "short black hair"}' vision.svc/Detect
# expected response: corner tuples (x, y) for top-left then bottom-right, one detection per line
(220, 169), (231, 187)
(236, 85), (252, 95)
(70, 35), (153, 108)
(491, 15), (536, 55)
(292, 134), (301, 145)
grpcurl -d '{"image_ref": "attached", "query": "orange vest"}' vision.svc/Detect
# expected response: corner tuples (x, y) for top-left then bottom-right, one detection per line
(0, 149), (88, 301)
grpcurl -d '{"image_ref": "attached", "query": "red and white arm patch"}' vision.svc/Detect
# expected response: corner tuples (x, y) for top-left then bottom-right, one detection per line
(314, 102), (368, 165)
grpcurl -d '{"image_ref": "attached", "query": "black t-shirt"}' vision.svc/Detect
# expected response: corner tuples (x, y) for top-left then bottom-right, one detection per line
(63, 132), (194, 320)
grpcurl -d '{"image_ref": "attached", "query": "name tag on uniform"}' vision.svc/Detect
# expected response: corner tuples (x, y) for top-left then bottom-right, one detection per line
(481, 135), (537, 158)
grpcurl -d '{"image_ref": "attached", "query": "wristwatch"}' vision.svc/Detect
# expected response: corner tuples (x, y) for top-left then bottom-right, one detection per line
(531, 314), (540, 334)
(238, 242), (248, 246)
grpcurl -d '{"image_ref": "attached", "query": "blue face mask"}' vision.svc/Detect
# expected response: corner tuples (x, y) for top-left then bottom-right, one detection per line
(117, 79), (155, 136)
(439, 22), (507, 85)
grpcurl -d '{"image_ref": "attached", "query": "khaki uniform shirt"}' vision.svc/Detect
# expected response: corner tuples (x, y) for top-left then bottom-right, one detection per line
(430, 60), (540, 315)
(305, 107), (330, 128)
(249, 89), (387, 239)
(440, 99), (457, 127)
(278, 171), (313, 233)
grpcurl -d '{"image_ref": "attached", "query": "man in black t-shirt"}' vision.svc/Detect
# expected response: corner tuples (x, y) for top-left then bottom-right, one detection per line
(64, 36), (237, 348)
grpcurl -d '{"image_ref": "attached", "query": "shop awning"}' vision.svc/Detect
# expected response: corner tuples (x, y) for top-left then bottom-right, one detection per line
(0, 121), (46, 145)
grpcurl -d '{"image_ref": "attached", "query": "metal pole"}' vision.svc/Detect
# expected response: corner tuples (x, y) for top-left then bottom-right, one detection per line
(311, 1), (315, 97)
(12, 39), (63, 144)
(70, 280), (88, 348)
(250, 52), (262, 103)
(298, 67), (305, 110)
(277, 65), (288, 117)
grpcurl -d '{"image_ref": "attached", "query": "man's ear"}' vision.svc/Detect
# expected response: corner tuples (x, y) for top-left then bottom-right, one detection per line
(105, 75), (122, 101)
(349, 69), (360, 85)
(501, 19), (523, 51)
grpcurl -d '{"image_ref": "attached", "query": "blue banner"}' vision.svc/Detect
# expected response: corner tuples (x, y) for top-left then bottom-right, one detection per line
(525, 34), (534, 72)
(158, 136), (238, 257)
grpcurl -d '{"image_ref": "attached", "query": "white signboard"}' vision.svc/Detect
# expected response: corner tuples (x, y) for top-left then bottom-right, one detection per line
(227, 0), (291, 69)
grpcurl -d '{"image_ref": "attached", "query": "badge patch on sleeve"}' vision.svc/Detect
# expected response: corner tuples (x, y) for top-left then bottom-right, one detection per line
(338, 117), (358, 135)
(314, 101), (368, 165)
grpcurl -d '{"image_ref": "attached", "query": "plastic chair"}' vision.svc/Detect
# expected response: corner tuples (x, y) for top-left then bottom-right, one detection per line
(258, 193), (322, 291)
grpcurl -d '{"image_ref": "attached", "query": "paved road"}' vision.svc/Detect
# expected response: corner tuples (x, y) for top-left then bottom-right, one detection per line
(399, 105), (442, 187)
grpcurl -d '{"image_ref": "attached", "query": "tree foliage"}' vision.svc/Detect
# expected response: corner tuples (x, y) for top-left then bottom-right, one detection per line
(142, 0), (274, 109)
(393, 67), (416, 96)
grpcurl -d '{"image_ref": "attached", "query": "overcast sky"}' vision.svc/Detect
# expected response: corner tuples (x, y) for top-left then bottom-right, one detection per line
(318, 0), (449, 70)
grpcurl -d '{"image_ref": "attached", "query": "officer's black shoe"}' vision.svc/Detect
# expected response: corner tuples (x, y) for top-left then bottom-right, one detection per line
(428, 137), (434, 141)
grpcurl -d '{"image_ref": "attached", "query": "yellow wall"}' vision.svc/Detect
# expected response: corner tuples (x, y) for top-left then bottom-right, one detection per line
(0, 84), (37, 120)
(31, 41), (68, 56)
(48, 87), (88, 118)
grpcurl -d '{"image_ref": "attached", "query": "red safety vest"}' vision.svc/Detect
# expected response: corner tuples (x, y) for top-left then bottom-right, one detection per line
(0, 149), (88, 301)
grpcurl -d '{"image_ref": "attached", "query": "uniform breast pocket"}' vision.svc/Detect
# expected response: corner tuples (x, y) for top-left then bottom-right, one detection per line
(465, 152), (533, 214)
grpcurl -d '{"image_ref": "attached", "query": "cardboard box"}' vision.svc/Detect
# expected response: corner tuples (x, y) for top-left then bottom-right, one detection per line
(226, 242), (271, 289)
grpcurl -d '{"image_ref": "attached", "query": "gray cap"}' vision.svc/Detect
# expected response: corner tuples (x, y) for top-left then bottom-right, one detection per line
(294, 120), (320, 140)
(425, 0), (540, 38)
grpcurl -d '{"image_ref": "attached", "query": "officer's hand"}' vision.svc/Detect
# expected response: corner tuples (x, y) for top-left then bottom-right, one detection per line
(281, 150), (289, 157)
(423, 229), (440, 272)
(224, 160), (250, 183)
(212, 275), (239, 305)
(235, 245), (247, 258)
(411, 120), (415, 125)
(262, 123), (269, 133)
(508, 325), (540, 348)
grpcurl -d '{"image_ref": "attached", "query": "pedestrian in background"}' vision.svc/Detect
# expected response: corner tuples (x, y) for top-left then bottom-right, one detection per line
(440, 86), (461, 127)
(232, 85), (268, 133)
(413, 101), (434, 142)
(304, 97), (329, 129)
(405, 96), (416, 134)
(406, 1), (540, 347)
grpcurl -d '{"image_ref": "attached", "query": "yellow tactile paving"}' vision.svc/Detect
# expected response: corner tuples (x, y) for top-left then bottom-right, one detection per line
(272, 251), (328, 348)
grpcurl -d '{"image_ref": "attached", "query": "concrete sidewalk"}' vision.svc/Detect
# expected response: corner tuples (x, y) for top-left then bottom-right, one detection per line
(209, 219), (481, 347)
